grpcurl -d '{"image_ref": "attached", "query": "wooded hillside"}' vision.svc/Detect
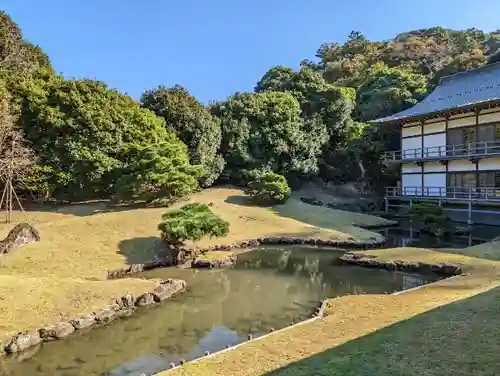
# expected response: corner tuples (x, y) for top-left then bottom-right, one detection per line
(1, 11), (498, 202)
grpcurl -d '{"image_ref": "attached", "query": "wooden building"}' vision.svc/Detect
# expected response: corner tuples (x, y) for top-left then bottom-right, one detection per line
(371, 62), (500, 225)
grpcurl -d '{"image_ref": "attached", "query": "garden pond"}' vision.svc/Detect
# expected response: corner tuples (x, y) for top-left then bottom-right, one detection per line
(0, 244), (443, 376)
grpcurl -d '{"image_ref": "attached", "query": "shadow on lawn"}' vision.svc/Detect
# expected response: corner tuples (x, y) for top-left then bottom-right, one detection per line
(118, 236), (172, 265)
(224, 195), (264, 207)
(264, 287), (500, 376)
(21, 201), (133, 217)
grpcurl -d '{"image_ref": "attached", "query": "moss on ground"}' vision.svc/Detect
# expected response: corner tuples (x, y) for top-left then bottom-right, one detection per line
(158, 245), (500, 376)
(0, 186), (388, 342)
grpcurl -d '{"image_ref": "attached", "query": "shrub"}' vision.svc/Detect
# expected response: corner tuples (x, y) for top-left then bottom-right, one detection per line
(408, 202), (452, 237)
(158, 203), (229, 246)
(245, 172), (291, 204)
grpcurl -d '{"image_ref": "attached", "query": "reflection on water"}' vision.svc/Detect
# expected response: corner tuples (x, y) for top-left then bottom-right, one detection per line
(379, 222), (500, 250)
(0, 247), (441, 376)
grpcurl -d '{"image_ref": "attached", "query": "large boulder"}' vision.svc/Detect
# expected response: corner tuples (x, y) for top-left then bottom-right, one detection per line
(151, 279), (186, 302)
(0, 223), (40, 254)
(5, 331), (42, 353)
(39, 321), (75, 341)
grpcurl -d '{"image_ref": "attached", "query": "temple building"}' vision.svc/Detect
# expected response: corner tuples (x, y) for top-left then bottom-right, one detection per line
(371, 62), (500, 225)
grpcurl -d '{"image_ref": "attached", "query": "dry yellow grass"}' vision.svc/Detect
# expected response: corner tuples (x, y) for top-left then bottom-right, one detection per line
(158, 246), (500, 376)
(0, 187), (390, 343)
(0, 276), (157, 342)
(0, 187), (391, 280)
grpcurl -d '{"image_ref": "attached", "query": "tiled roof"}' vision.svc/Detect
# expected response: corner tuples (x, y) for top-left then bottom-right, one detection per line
(370, 62), (500, 124)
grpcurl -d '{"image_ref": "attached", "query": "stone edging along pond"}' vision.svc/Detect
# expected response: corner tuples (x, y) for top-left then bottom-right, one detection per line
(107, 236), (386, 279)
(338, 252), (463, 276)
(0, 279), (186, 356)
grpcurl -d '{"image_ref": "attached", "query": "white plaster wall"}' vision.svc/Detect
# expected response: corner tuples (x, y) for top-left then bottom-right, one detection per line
(423, 173), (446, 196)
(448, 112), (476, 129)
(423, 121), (446, 134)
(402, 164), (421, 173)
(402, 126), (422, 137)
(402, 137), (422, 159)
(448, 160), (476, 172)
(479, 110), (500, 124)
(424, 162), (446, 172)
(423, 133), (446, 157)
(478, 158), (500, 171)
(402, 174), (422, 196)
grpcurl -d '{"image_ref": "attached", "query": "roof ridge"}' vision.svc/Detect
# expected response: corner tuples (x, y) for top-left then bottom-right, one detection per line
(439, 61), (500, 85)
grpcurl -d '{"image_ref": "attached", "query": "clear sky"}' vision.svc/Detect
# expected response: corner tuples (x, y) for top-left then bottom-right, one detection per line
(2, 0), (500, 103)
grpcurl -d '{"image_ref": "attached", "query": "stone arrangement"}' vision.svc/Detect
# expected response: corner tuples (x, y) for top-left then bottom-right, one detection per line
(191, 255), (237, 269)
(1, 279), (186, 355)
(107, 236), (386, 279)
(339, 252), (463, 276)
(0, 222), (40, 255)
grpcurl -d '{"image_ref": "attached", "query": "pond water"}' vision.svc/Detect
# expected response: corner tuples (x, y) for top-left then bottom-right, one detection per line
(379, 222), (500, 249)
(0, 246), (441, 376)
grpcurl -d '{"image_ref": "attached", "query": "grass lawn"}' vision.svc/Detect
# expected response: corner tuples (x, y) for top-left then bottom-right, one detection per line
(159, 245), (500, 376)
(0, 186), (390, 342)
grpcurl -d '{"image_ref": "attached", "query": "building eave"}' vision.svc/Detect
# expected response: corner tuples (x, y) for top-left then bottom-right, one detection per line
(369, 99), (500, 127)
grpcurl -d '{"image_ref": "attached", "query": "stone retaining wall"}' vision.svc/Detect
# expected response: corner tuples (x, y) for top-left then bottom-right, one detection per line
(1, 279), (186, 356)
(107, 236), (385, 279)
(338, 252), (463, 276)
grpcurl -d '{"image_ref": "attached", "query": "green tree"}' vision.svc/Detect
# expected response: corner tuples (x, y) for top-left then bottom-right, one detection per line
(114, 140), (203, 205)
(0, 11), (52, 73)
(14, 72), (169, 201)
(245, 171), (291, 204)
(158, 203), (229, 263)
(356, 63), (428, 122)
(255, 66), (360, 184)
(211, 91), (323, 185)
(141, 85), (224, 187)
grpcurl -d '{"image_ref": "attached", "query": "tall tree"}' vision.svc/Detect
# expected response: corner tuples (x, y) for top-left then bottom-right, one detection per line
(356, 63), (428, 122)
(211, 91), (323, 185)
(0, 11), (51, 72)
(14, 71), (170, 201)
(141, 85), (224, 187)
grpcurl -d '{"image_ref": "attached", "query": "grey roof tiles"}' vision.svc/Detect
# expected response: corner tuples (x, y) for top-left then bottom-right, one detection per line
(370, 62), (500, 123)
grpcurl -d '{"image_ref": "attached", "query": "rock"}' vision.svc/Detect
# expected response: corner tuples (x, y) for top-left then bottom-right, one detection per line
(0, 223), (41, 255)
(118, 294), (136, 309)
(152, 279), (186, 302)
(10, 343), (41, 361)
(129, 264), (145, 273)
(114, 309), (134, 318)
(39, 321), (75, 341)
(192, 257), (236, 269)
(5, 331), (42, 353)
(107, 268), (128, 279)
(248, 239), (260, 247)
(384, 262), (396, 271)
(135, 293), (155, 307)
(143, 258), (171, 270)
(70, 315), (96, 330)
(93, 307), (117, 324)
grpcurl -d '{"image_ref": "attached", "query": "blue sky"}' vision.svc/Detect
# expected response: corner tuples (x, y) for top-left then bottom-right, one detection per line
(2, 0), (500, 103)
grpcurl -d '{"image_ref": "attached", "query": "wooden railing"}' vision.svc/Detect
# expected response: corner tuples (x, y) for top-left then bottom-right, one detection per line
(385, 186), (500, 201)
(382, 140), (500, 162)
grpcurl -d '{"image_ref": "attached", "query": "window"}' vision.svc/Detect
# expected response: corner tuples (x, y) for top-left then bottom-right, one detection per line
(447, 172), (476, 188)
